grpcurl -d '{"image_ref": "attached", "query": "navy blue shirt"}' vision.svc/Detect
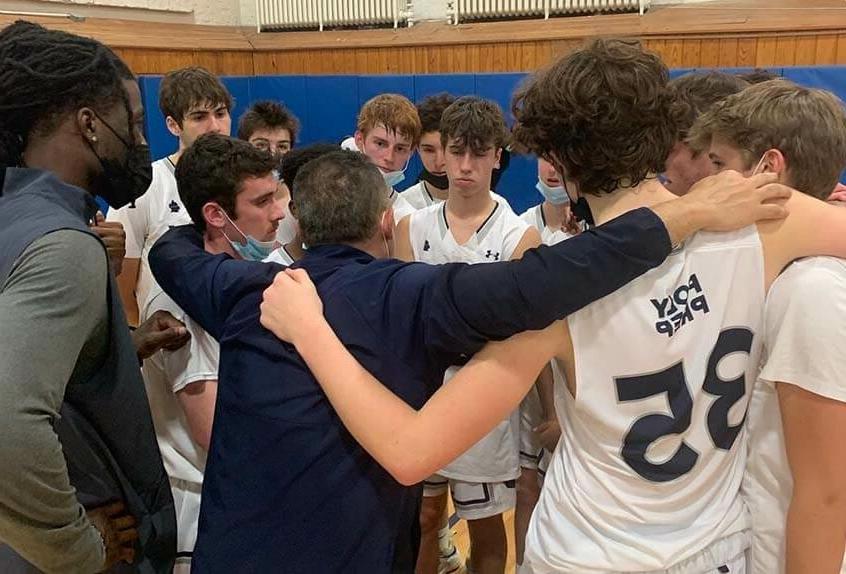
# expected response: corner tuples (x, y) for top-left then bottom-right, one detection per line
(149, 208), (670, 573)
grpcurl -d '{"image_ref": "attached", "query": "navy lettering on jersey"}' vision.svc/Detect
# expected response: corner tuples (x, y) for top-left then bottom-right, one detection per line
(651, 273), (710, 337)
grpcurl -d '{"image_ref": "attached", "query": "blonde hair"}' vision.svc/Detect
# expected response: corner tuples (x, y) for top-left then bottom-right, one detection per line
(688, 79), (846, 199)
(357, 94), (422, 146)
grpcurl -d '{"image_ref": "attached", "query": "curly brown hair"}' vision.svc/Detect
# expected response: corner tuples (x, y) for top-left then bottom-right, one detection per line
(512, 38), (679, 195)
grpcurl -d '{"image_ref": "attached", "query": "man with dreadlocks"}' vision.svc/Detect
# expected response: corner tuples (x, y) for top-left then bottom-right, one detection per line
(0, 21), (178, 573)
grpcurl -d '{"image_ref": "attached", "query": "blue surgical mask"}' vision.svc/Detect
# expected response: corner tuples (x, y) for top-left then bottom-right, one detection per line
(382, 157), (411, 189)
(221, 211), (277, 261)
(536, 179), (570, 205)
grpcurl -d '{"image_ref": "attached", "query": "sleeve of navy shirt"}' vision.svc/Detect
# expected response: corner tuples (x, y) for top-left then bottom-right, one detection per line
(418, 207), (671, 356)
(149, 225), (285, 340)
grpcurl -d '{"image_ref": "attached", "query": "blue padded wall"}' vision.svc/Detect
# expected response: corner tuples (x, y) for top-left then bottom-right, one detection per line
(139, 66), (846, 218)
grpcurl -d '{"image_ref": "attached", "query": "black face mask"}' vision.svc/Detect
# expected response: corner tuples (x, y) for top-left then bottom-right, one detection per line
(89, 114), (153, 210)
(419, 167), (449, 190)
(571, 196), (595, 227)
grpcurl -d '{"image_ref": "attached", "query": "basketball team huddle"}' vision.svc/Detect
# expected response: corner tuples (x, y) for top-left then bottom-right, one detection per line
(6, 21), (843, 573)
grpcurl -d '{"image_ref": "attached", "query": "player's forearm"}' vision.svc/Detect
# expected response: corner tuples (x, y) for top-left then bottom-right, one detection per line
(784, 489), (846, 574)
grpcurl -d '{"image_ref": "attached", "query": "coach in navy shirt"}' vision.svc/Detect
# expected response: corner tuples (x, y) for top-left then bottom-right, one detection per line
(150, 144), (784, 573)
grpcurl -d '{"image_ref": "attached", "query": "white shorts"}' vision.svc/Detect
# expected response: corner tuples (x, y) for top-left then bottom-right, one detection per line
(422, 474), (516, 521)
(171, 478), (202, 573)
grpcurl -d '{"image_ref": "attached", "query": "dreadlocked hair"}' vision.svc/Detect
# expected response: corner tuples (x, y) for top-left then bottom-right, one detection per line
(0, 20), (134, 185)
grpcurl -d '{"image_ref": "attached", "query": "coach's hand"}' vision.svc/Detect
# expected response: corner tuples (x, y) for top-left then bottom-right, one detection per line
(686, 171), (792, 232)
(261, 268), (324, 346)
(653, 171), (791, 247)
(88, 501), (137, 571)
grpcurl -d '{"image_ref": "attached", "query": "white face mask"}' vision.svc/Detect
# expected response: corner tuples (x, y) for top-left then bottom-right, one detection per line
(381, 157), (411, 189)
(275, 205), (298, 244)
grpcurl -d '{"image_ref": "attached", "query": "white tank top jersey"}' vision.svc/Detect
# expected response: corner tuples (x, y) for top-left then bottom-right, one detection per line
(142, 288), (220, 486)
(520, 203), (573, 246)
(743, 257), (846, 574)
(399, 181), (439, 210)
(107, 157), (192, 314)
(525, 225), (766, 573)
(400, 180), (513, 214)
(409, 196), (530, 482)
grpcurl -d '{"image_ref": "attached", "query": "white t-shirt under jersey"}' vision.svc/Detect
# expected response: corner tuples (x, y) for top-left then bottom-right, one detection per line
(264, 244), (297, 266)
(142, 288), (220, 485)
(107, 157), (192, 315)
(409, 195), (530, 482)
(526, 226), (766, 573)
(519, 203), (573, 246)
(744, 257), (846, 574)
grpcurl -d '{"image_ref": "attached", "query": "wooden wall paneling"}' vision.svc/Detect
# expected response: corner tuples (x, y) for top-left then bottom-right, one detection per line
(397, 47), (416, 74)
(494, 44), (509, 71)
(427, 46), (443, 74)
(837, 35), (846, 63)
(794, 36), (818, 65)
(814, 35), (839, 64)
(468, 44), (482, 72)
(736, 37), (758, 67)
(699, 38), (721, 68)
(506, 42), (523, 71)
(665, 40), (685, 68)
(718, 37), (739, 67)
(441, 45), (457, 73)
(681, 39), (702, 68)
(645, 39), (669, 65)
(774, 36), (797, 66)
(534, 41), (552, 68)
(755, 36), (778, 66)
(414, 46), (429, 74)
(478, 44), (498, 73)
(452, 44), (469, 73)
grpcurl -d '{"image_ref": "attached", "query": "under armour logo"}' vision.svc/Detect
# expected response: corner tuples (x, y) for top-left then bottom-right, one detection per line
(423, 240), (430, 252)
(169, 200), (180, 213)
(485, 250), (500, 260)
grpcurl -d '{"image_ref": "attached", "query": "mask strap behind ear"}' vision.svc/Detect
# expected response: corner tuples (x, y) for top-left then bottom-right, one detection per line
(752, 153), (768, 176)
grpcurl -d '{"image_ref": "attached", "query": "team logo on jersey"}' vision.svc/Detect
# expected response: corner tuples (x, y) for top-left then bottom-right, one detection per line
(423, 240), (430, 252)
(485, 250), (500, 261)
(651, 273), (710, 337)
(169, 200), (180, 213)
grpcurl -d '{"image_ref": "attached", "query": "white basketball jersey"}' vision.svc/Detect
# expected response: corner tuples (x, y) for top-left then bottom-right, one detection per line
(520, 204), (573, 246)
(400, 181), (513, 213)
(409, 196), (530, 482)
(400, 182), (439, 210)
(526, 226), (765, 573)
(409, 196), (527, 265)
